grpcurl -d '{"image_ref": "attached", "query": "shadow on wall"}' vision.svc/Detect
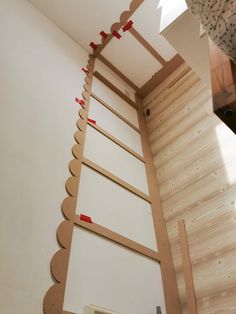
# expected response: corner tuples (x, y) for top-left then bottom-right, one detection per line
(144, 65), (236, 313)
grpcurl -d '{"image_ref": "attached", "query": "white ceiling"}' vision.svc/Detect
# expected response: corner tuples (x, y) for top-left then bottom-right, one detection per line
(29, 0), (178, 88)
(28, 0), (131, 52)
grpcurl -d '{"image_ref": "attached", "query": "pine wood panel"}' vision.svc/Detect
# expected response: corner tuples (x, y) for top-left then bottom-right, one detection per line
(144, 65), (236, 313)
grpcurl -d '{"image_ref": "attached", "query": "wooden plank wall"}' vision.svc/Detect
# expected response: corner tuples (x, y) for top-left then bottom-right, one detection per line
(143, 62), (236, 313)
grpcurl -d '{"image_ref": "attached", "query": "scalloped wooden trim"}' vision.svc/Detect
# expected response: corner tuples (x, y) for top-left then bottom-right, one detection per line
(43, 55), (95, 314)
(94, 0), (144, 55)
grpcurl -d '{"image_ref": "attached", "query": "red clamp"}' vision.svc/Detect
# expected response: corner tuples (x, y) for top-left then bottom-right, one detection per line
(75, 98), (85, 108)
(112, 30), (121, 39)
(89, 42), (98, 50)
(88, 118), (96, 125)
(122, 20), (133, 32)
(82, 67), (89, 74)
(100, 31), (108, 39)
(79, 214), (92, 224)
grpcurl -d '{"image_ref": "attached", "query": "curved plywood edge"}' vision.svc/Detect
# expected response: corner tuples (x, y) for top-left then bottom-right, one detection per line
(51, 249), (70, 283)
(72, 144), (83, 160)
(57, 220), (74, 249)
(43, 283), (65, 314)
(61, 196), (77, 221)
(65, 176), (80, 197)
(95, 0), (144, 55)
(74, 130), (83, 145)
(69, 159), (82, 177)
(76, 119), (86, 131)
(43, 55), (95, 314)
(79, 108), (88, 120)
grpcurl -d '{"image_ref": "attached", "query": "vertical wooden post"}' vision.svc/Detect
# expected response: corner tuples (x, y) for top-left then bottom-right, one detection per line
(178, 220), (198, 314)
(136, 95), (182, 314)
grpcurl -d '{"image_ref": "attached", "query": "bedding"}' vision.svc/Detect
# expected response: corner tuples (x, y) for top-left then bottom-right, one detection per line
(186, 0), (236, 63)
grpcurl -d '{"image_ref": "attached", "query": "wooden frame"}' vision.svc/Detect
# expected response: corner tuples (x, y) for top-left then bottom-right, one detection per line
(94, 71), (137, 108)
(129, 27), (166, 65)
(75, 217), (161, 262)
(178, 220), (198, 314)
(88, 121), (144, 162)
(97, 54), (139, 92)
(45, 50), (174, 313)
(91, 93), (140, 133)
(44, 0), (187, 308)
(82, 157), (150, 202)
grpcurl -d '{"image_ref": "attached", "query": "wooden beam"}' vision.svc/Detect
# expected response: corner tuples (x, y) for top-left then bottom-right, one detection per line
(91, 93), (140, 133)
(137, 54), (185, 98)
(94, 71), (137, 109)
(88, 122), (145, 162)
(178, 220), (198, 314)
(98, 54), (139, 92)
(129, 27), (166, 66)
(82, 157), (151, 203)
(136, 95), (182, 314)
(75, 217), (160, 262)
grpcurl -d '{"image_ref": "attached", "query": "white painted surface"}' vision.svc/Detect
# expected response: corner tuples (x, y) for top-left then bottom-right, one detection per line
(29, 0), (131, 53)
(64, 228), (166, 314)
(0, 0), (88, 313)
(132, 0), (177, 61)
(90, 97), (143, 155)
(77, 165), (157, 250)
(162, 11), (211, 86)
(94, 58), (136, 102)
(92, 77), (139, 128)
(102, 31), (163, 88)
(158, 0), (188, 32)
(84, 126), (149, 194)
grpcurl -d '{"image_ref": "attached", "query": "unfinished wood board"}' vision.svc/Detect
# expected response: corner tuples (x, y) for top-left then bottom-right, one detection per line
(83, 125), (149, 194)
(131, 0), (177, 61)
(178, 220), (197, 314)
(76, 165), (157, 250)
(63, 228), (166, 314)
(145, 65), (236, 313)
(92, 77), (139, 127)
(89, 97), (143, 155)
(136, 96), (181, 313)
(101, 31), (163, 88)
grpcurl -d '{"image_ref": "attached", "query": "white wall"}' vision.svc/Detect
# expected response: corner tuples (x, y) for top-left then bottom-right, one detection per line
(0, 1), (165, 313)
(161, 11), (211, 87)
(158, 0), (187, 33)
(0, 0), (88, 313)
(64, 228), (165, 314)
